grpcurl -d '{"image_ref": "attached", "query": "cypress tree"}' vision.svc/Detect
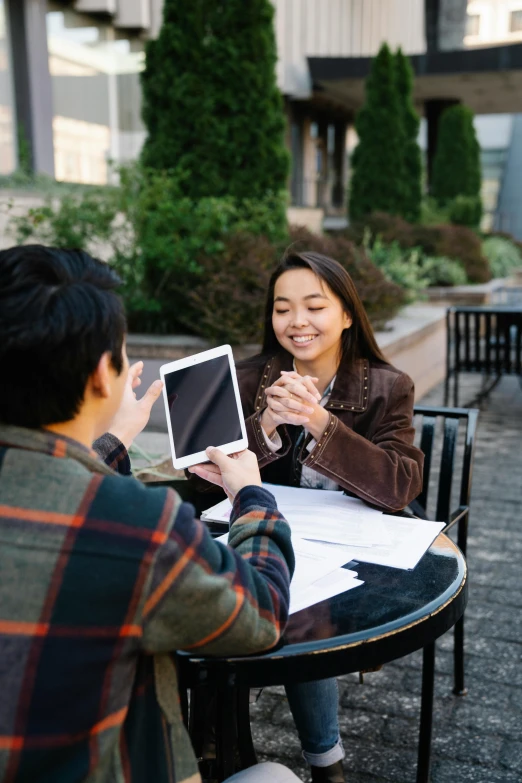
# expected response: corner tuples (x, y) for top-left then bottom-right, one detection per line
(431, 105), (482, 205)
(395, 48), (422, 222)
(140, 0), (289, 201)
(349, 43), (407, 222)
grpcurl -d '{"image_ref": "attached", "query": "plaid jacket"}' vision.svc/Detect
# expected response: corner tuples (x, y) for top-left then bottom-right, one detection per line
(0, 425), (294, 783)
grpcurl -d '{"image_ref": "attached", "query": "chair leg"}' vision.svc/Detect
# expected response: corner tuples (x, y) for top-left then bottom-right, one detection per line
(417, 642), (435, 783)
(236, 688), (258, 769)
(453, 372), (459, 408)
(453, 615), (467, 696)
(443, 373), (450, 407)
(216, 687), (239, 781)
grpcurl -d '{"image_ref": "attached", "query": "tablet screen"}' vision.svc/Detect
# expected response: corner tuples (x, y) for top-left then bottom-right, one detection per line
(164, 355), (243, 459)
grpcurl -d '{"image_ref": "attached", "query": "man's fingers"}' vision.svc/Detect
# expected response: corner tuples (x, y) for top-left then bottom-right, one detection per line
(205, 446), (234, 470)
(139, 380), (163, 410)
(189, 465), (225, 488)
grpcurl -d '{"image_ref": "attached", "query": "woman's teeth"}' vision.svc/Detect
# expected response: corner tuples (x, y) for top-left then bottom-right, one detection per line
(291, 335), (316, 344)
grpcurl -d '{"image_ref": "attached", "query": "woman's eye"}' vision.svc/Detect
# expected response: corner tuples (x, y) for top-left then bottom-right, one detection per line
(309, 307), (325, 312)
(274, 309), (289, 314)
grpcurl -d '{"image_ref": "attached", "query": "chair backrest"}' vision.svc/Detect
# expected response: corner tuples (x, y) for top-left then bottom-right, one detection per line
(447, 306), (522, 376)
(411, 406), (479, 544)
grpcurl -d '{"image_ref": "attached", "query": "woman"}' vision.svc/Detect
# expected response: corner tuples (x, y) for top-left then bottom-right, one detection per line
(235, 251), (423, 783)
(190, 250), (423, 782)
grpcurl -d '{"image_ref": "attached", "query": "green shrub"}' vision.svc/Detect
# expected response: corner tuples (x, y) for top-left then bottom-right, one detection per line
(345, 212), (491, 283)
(482, 236), (522, 278)
(421, 256), (468, 287)
(140, 0), (289, 205)
(395, 48), (422, 222)
(363, 233), (428, 302)
(420, 198), (449, 226)
(172, 232), (276, 343)
(448, 194), (483, 229)
(349, 44), (407, 221)
(431, 105), (482, 214)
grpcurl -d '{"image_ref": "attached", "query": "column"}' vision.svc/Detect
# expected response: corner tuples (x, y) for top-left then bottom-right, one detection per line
(6, 0), (54, 176)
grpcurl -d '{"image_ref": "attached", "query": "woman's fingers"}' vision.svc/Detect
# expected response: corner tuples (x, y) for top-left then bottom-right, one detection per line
(280, 371), (321, 400)
(270, 411), (310, 426)
(266, 383), (318, 406)
(267, 394), (314, 415)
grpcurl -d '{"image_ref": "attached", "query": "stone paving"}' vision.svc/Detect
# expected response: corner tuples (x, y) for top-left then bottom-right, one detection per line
(137, 374), (522, 782)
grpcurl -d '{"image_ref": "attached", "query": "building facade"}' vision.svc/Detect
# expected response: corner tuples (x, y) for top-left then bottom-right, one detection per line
(1, 1), (522, 234)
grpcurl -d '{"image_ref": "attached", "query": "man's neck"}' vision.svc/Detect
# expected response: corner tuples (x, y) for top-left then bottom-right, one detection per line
(44, 419), (97, 451)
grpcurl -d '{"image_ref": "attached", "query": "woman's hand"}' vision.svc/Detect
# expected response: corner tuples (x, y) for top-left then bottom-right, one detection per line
(188, 448), (261, 502)
(263, 372), (329, 440)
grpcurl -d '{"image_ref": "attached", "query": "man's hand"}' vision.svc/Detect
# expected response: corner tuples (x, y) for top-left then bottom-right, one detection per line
(188, 448), (261, 502)
(109, 361), (163, 449)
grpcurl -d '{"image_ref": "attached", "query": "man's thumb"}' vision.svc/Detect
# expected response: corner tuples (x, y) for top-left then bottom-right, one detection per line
(206, 446), (230, 469)
(142, 380), (163, 409)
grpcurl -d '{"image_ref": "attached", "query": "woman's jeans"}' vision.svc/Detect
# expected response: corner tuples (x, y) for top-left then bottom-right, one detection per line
(285, 677), (344, 767)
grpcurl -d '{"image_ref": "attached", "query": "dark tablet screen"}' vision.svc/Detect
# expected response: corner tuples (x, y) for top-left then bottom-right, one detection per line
(164, 355), (243, 458)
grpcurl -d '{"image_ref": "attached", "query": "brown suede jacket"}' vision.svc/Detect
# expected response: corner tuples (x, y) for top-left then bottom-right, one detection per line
(236, 351), (424, 513)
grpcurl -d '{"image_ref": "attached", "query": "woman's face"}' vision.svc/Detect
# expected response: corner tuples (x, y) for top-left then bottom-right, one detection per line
(272, 268), (352, 364)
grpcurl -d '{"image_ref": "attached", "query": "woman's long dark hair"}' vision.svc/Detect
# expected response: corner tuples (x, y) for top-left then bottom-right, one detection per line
(262, 251), (387, 366)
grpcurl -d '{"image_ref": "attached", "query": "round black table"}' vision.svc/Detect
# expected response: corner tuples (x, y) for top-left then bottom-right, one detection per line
(177, 532), (467, 783)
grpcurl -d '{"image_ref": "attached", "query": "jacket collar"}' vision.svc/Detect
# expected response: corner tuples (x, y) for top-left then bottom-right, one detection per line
(0, 424), (113, 475)
(261, 352), (370, 413)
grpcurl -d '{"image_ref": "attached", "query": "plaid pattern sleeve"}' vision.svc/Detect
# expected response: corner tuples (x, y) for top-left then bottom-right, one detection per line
(92, 433), (131, 476)
(142, 486), (294, 656)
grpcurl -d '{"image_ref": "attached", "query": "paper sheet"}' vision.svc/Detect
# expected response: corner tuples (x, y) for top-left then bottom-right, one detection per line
(289, 569), (364, 615)
(329, 515), (445, 570)
(202, 484), (389, 547)
(215, 533), (356, 591)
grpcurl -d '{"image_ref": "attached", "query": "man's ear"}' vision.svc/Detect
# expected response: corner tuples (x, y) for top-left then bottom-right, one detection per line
(89, 352), (113, 399)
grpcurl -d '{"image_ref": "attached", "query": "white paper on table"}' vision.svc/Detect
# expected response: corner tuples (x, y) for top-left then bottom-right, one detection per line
(341, 515), (445, 570)
(290, 569), (364, 615)
(201, 484), (390, 547)
(214, 533), (356, 592)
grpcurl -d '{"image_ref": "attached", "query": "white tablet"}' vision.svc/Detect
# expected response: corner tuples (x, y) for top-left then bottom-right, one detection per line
(160, 345), (247, 470)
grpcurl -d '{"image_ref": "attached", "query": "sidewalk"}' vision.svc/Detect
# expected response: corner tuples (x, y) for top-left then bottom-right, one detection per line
(249, 376), (522, 782)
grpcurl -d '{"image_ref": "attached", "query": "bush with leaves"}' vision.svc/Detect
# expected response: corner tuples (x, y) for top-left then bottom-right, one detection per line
(395, 48), (422, 222)
(431, 104), (482, 224)
(448, 194), (483, 229)
(482, 236), (522, 279)
(346, 212), (491, 283)
(140, 0), (289, 208)
(362, 233), (428, 302)
(421, 256), (468, 287)
(349, 44), (407, 221)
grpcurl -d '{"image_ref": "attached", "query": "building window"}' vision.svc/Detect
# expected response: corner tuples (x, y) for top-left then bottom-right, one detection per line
(509, 10), (522, 33)
(466, 13), (481, 37)
(46, 5), (145, 185)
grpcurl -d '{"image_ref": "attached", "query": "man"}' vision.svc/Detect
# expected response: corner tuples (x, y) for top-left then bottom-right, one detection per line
(0, 246), (299, 783)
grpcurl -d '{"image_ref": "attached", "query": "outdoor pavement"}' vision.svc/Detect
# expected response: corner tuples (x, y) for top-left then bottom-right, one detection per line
(138, 374), (522, 782)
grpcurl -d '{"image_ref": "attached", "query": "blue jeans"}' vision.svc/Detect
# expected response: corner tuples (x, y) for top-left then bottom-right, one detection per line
(285, 678), (344, 767)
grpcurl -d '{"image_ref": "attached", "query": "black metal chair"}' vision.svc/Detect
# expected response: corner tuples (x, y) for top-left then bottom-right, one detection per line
(444, 305), (522, 407)
(411, 405), (479, 697)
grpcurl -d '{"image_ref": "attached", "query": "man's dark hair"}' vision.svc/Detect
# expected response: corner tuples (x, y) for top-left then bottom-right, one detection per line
(0, 245), (127, 428)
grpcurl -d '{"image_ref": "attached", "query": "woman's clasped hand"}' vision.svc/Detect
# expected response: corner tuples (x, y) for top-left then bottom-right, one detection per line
(262, 370), (329, 439)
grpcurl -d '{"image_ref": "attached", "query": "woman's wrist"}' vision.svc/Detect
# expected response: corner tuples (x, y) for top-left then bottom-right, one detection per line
(260, 408), (278, 438)
(304, 406), (330, 441)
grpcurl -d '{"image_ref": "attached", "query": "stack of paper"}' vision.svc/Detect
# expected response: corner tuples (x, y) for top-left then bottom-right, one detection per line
(215, 532), (364, 614)
(203, 483), (444, 572)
